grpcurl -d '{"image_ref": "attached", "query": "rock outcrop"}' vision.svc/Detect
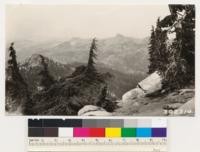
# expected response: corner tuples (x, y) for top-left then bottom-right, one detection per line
(138, 71), (162, 94)
(122, 88), (145, 103)
(78, 105), (112, 116)
(122, 71), (162, 103)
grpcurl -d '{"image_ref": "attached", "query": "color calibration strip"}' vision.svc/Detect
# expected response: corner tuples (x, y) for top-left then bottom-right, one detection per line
(28, 119), (167, 138)
(28, 119), (167, 152)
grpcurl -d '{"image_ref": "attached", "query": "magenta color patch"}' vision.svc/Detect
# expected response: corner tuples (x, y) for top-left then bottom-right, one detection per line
(73, 128), (90, 137)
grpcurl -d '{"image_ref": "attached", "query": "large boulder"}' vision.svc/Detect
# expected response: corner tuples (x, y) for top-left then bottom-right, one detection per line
(78, 105), (112, 116)
(138, 71), (162, 94)
(122, 71), (162, 103)
(80, 111), (112, 116)
(122, 88), (145, 103)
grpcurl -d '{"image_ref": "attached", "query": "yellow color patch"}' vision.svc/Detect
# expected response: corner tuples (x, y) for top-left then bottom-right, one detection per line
(105, 128), (121, 137)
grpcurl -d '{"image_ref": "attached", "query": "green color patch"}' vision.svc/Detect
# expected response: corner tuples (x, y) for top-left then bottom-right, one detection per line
(121, 128), (136, 137)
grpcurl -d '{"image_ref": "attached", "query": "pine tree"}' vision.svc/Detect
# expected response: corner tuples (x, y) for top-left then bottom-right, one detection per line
(85, 38), (98, 77)
(38, 56), (54, 90)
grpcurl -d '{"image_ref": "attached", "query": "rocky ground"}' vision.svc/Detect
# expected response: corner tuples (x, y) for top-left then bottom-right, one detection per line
(78, 88), (194, 117)
(78, 72), (195, 116)
(115, 88), (194, 116)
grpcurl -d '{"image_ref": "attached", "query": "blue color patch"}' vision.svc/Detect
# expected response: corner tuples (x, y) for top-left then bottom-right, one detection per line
(136, 128), (152, 137)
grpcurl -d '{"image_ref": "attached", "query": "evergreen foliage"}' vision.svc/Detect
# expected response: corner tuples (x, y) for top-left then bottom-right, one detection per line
(21, 93), (36, 115)
(38, 55), (54, 90)
(148, 26), (156, 74)
(148, 5), (195, 91)
(96, 85), (117, 112)
(23, 38), (115, 115)
(6, 43), (30, 113)
(156, 30), (169, 74)
(148, 18), (169, 75)
(85, 38), (98, 77)
(7, 42), (25, 83)
(97, 85), (108, 107)
(162, 5), (195, 90)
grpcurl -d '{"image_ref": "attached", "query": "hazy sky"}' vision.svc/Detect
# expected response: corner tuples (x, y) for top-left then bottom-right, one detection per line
(6, 5), (170, 41)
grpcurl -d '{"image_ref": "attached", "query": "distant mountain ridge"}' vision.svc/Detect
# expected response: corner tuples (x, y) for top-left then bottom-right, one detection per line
(16, 34), (149, 74)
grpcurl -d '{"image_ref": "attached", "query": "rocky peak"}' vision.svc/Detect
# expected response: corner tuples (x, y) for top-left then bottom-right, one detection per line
(25, 54), (47, 67)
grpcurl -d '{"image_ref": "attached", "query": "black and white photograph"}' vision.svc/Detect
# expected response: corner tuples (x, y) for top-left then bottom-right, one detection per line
(5, 4), (195, 116)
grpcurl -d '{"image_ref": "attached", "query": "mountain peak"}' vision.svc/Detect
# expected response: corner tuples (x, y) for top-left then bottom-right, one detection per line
(115, 33), (125, 38)
(26, 54), (46, 67)
(30, 53), (44, 59)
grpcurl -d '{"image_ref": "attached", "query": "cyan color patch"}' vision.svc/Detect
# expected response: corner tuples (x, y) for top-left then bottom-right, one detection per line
(136, 128), (152, 137)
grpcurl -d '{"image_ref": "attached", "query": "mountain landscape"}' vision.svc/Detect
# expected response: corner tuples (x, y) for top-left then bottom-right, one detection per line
(16, 34), (149, 75)
(6, 35), (148, 115)
(5, 5), (195, 116)
(19, 54), (146, 98)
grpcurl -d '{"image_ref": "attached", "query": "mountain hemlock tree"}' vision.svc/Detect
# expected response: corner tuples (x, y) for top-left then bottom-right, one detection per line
(6, 43), (31, 113)
(157, 30), (169, 75)
(148, 18), (168, 75)
(85, 38), (98, 78)
(148, 26), (157, 74)
(154, 17), (168, 74)
(154, 18), (163, 72)
(38, 56), (54, 91)
(7, 42), (25, 83)
(179, 5), (195, 82)
(158, 5), (195, 90)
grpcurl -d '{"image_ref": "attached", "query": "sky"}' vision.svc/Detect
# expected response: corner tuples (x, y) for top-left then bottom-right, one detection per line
(6, 5), (170, 42)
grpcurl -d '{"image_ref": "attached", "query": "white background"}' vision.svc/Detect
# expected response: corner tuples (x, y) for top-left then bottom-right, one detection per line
(0, 0), (200, 152)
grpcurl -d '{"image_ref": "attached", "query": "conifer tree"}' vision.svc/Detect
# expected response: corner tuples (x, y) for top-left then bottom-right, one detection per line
(7, 43), (18, 73)
(7, 42), (24, 83)
(96, 85), (117, 112)
(179, 5), (195, 81)
(85, 38), (98, 77)
(148, 26), (157, 74)
(38, 56), (54, 90)
(161, 5), (195, 90)
(154, 18), (162, 69)
(22, 93), (36, 115)
(149, 18), (168, 75)
(6, 43), (30, 113)
(157, 30), (169, 74)
(97, 85), (108, 107)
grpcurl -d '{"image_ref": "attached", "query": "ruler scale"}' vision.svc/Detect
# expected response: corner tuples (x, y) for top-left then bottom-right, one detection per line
(28, 119), (167, 152)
